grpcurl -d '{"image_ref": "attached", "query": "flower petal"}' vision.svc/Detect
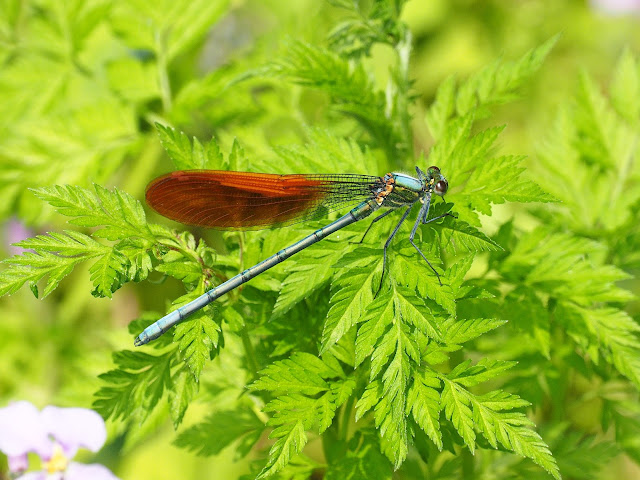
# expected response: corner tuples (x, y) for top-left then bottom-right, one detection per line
(66, 462), (120, 480)
(5, 218), (35, 256)
(15, 472), (51, 480)
(8, 453), (29, 473)
(41, 407), (107, 458)
(0, 401), (52, 458)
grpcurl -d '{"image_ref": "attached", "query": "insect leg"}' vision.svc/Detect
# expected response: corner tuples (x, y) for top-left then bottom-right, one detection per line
(410, 195), (444, 286)
(375, 205), (413, 297)
(353, 208), (396, 244)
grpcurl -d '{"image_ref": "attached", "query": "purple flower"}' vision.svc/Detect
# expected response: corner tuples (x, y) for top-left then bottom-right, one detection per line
(3, 218), (34, 256)
(0, 401), (119, 480)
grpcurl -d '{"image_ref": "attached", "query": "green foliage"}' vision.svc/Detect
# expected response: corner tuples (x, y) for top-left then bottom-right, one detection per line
(327, 0), (408, 58)
(0, 0), (243, 225)
(156, 123), (224, 170)
(0, 185), (155, 299)
(249, 352), (356, 478)
(174, 406), (264, 457)
(324, 429), (392, 480)
(263, 40), (404, 161)
(94, 349), (174, 425)
(0, 230), (109, 298)
(259, 0), (415, 165)
(1, 2), (639, 480)
(425, 35), (559, 140)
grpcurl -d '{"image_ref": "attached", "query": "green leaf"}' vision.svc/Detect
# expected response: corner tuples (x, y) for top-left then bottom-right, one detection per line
(106, 57), (160, 103)
(326, 0), (407, 58)
(441, 318), (507, 345)
(227, 138), (248, 171)
(575, 70), (632, 171)
(155, 123), (224, 170)
(425, 75), (456, 141)
(558, 302), (640, 388)
(440, 378), (476, 452)
(448, 358), (518, 388)
(325, 429), (393, 480)
(456, 155), (555, 217)
(426, 36), (557, 135)
(169, 366), (199, 428)
(163, 0), (229, 61)
(426, 113), (474, 178)
(94, 350), (173, 425)
(436, 215), (503, 253)
(504, 289), (551, 358)
(456, 35), (558, 116)
(89, 248), (129, 298)
(257, 420), (307, 479)
(174, 407), (263, 457)
(470, 390), (560, 479)
(355, 379), (383, 421)
(111, 0), (230, 62)
(273, 243), (344, 318)
(172, 291), (223, 379)
(263, 40), (402, 158)
(613, 411), (640, 465)
(117, 238), (154, 282)
(355, 292), (395, 368)
(0, 220), (149, 299)
(0, 249), (94, 298)
(503, 229), (633, 304)
(322, 258), (378, 352)
(610, 48), (640, 124)
(453, 124), (506, 179)
(375, 368), (410, 468)
(533, 65), (640, 232)
(393, 254), (456, 315)
(353, 284), (423, 467)
(552, 429), (618, 480)
(393, 285), (442, 341)
(250, 352), (338, 395)
(408, 370), (443, 450)
(252, 352), (354, 476)
(14, 230), (107, 256)
(155, 259), (203, 285)
(273, 128), (371, 175)
(255, 395), (318, 476)
(31, 184), (153, 241)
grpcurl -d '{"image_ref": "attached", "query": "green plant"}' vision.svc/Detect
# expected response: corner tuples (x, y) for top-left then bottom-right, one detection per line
(1, 1), (638, 479)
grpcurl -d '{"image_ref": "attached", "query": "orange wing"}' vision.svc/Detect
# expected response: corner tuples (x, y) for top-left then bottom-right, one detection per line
(145, 170), (362, 229)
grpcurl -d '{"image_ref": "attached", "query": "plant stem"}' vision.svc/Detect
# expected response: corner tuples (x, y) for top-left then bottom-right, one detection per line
(461, 448), (475, 480)
(339, 394), (355, 440)
(241, 326), (259, 379)
(155, 29), (172, 113)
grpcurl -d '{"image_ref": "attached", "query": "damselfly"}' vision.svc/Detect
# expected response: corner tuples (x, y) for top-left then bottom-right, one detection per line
(134, 166), (450, 346)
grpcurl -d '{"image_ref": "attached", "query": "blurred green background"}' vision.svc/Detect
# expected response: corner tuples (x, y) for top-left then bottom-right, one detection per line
(1, 0), (639, 478)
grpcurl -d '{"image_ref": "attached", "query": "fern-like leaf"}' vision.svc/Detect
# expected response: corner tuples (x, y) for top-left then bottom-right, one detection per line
(156, 123), (224, 170)
(440, 378), (476, 452)
(31, 184), (154, 241)
(322, 250), (380, 353)
(250, 353), (354, 477)
(171, 291), (223, 379)
(470, 391), (560, 479)
(407, 370), (443, 450)
(89, 248), (129, 298)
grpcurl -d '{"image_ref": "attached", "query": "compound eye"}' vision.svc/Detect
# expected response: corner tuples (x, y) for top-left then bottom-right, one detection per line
(427, 165), (440, 174)
(435, 179), (448, 195)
